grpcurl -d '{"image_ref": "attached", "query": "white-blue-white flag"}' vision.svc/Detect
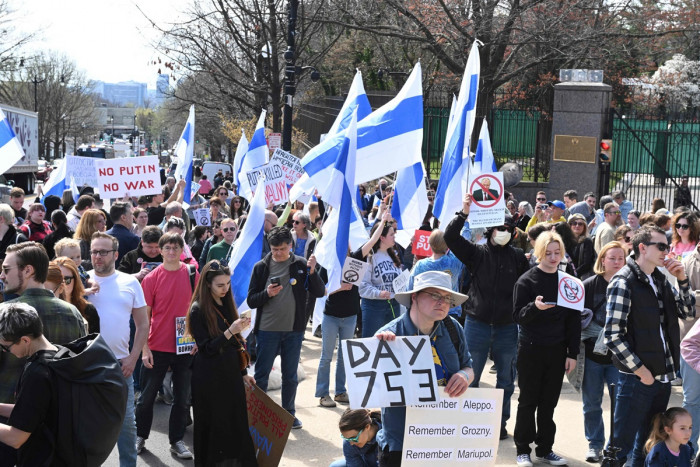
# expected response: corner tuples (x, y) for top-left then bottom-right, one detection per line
(238, 111), (268, 200)
(232, 130), (248, 191)
(433, 42), (480, 228)
(228, 173), (266, 310)
(69, 174), (80, 203)
(391, 161), (429, 232)
(173, 105), (195, 205)
(314, 111), (358, 294)
(41, 157), (68, 203)
(0, 109), (25, 176)
(290, 70), (371, 203)
(301, 62), (423, 194)
(472, 119), (497, 175)
(442, 94), (458, 163)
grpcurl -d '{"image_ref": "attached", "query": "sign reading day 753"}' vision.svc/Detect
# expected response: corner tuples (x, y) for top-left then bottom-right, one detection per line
(341, 336), (438, 409)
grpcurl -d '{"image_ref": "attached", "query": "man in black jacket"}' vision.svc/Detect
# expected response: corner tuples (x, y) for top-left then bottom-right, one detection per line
(444, 193), (529, 440)
(247, 227), (325, 430)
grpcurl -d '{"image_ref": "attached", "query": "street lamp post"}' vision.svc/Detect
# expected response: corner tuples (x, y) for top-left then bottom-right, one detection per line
(110, 115), (115, 142)
(282, 0), (298, 152)
(30, 76), (45, 113)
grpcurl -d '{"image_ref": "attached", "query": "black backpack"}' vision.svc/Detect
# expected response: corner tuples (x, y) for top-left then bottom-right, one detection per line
(36, 333), (128, 467)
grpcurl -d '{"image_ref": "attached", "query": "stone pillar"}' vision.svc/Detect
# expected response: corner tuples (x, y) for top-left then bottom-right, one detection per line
(548, 82), (612, 201)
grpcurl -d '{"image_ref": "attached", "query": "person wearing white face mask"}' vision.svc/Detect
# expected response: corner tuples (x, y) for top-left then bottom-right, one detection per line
(444, 193), (531, 441)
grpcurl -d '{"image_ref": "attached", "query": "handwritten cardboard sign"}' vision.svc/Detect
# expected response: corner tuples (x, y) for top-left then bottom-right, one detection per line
(246, 160), (289, 205)
(402, 387), (503, 465)
(467, 172), (505, 229)
(341, 257), (369, 286)
(341, 336), (438, 409)
(412, 230), (433, 257)
(175, 317), (195, 355)
(94, 156), (161, 197)
(64, 155), (98, 187)
(245, 384), (294, 467)
(270, 148), (304, 186)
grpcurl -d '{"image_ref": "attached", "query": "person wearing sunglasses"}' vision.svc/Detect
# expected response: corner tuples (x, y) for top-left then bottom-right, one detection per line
(444, 193), (529, 441)
(670, 211), (699, 260)
(206, 218), (239, 264)
(291, 212), (317, 259)
(614, 224), (634, 256)
(605, 225), (695, 466)
(568, 213), (596, 279)
(185, 260), (256, 466)
(593, 202), (621, 254)
(329, 409), (382, 467)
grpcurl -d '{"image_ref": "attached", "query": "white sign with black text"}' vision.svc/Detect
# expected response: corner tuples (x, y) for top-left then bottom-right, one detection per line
(192, 208), (211, 226)
(341, 257), (369, 286)
(341, 336), (438, 409)
(467, 172), (505, 229)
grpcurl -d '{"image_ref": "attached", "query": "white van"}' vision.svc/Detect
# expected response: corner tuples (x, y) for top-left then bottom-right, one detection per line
(201, 162), (232, 182)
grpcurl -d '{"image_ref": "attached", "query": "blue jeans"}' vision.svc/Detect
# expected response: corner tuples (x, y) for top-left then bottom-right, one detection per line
(361, 298), (399, 338)
(613, 371), (671, 466)
(681, 357), (700, 450)
(117, 374), (137, 467)
(315, 315), (357, 397)
(329, 459), (346, 467)
(255, 330), (304, 416)
(135, 351), (193, 444)
(464, 316), (517, 429)
(581, 358), (619, 450)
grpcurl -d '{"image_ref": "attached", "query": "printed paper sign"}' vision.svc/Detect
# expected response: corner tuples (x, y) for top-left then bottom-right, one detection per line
(190, 181), (201, 198)
(270, 149), (305, 186)
(192, 208), (211, 226)
(392, 269), (411, 294)
(341, 336), (438, 409)
(467, 172), (505, 228)
(267, 133), (282, 152)
(246, 160), (289, 205)
(64, 155), (98, 187)
(94, 156), (161, 197)
(412, 230), (433, 257)
(557, 270), (585, 311)
(341, 257), (369, 286)
(175, 317), (195, 355)
(403, 387), (503, 466)
(245, 383), (294, 467)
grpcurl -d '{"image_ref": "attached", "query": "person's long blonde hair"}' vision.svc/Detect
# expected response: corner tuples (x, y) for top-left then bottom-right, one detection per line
(74, 209), (105, 242)
(644, 407), (690, 454)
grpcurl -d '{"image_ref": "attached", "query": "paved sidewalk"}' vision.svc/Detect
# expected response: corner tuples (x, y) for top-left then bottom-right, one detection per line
(104, 325), (684, 466)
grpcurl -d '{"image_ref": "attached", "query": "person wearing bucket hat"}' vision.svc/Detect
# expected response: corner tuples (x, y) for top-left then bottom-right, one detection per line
(444, 193), (529, 441)
(373, 270), (473, 465)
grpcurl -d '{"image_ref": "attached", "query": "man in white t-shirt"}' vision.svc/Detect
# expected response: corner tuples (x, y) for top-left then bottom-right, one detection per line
(88, 232), (149, 467)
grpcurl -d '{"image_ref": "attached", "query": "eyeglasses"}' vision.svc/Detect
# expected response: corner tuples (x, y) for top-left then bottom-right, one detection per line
(494, 226), (513, 233)
(0, 341), (17, 353)
(644, 241), (670, 252)
(420, 291), (454, 307)
(293, 220), (303, 225)
(675, 223), (690, 230)
(606, 210), (622, 215)
(536, 197), (546, 201)
(89, 250), (116, 257)
(208, 260), (230, 273)
(233, 200), (241, 204)
(341, 427), (364, 442)
(161, 246), (182, 253)
(222, 227), (236, 233)
(63, 276), (74, 285)
(624, 236), (632, 242)
(570, 221), (586, 227)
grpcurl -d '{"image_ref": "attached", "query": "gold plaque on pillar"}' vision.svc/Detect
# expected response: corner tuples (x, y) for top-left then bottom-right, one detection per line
(553, 135), (597, 163)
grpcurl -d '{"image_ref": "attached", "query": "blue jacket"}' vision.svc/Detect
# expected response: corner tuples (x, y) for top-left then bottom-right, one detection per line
(644, 441), (692, 467)
(342, 420), (382, 467)
(106, 224), (140, 268)
(374, 312), (472, 453)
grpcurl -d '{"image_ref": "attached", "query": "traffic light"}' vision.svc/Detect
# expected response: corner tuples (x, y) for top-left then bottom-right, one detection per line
(599, 139), (612, 163)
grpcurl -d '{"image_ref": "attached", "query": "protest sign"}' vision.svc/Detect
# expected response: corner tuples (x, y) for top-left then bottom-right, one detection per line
(246, 160), (289, 205)
(94, 156), (161, 197)
(268, 133), (282, 152)
(341, 257), (369, 286)
(190, 181), (201, 198)
(64, 155), (98, 187)
(270, 148), (305, 186)
(402, 387), (503, 465)
(192, 208), (211, 226)
(392, 269), (411, 294)
(245, 383), (294, 467)
(341, 336), (438, 409)
(413, 230), (433, 257)
(467, 172), (505, 228)
(175, 317), (195, 355)
(557, 270), (585, 311)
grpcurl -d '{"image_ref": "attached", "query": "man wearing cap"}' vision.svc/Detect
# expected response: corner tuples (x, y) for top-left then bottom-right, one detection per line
(525, 200), (566, 231)
(674, 175), (693, 209)
(445, 193), (529, 441)
(373, 271), (473, 466)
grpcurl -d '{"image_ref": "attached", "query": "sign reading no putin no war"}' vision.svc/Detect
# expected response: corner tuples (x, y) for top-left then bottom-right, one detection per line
(94, 156), (161, 197)
(341, 336), (438, 409)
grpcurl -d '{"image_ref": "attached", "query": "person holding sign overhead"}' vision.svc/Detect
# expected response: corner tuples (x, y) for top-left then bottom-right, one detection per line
(373, 271), (473, 466)
(512, 231), (581, 467)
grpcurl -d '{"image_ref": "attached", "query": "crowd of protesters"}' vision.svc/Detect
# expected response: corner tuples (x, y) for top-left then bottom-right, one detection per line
(0, 172), (699, 467)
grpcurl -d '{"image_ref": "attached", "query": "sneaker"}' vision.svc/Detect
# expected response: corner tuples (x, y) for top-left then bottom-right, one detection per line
(516, 454), (533, 467)
(585, 448), (602, 463)
(489, 364), (497, 374)
(319, 395), (337, 407)
(135, 436), (145, 454)
(334, 393), (349, 404)
(156, 393), (174, 405)
(292, 417), (303, 429)
(671, 376), (683, 386)
(313, 326), (322, 338)
(170, 440), (194, 459)
(536, 452), (567, 465)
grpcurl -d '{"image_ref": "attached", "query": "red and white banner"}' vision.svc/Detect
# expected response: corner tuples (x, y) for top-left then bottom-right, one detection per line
(94, 156), (161, 197)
